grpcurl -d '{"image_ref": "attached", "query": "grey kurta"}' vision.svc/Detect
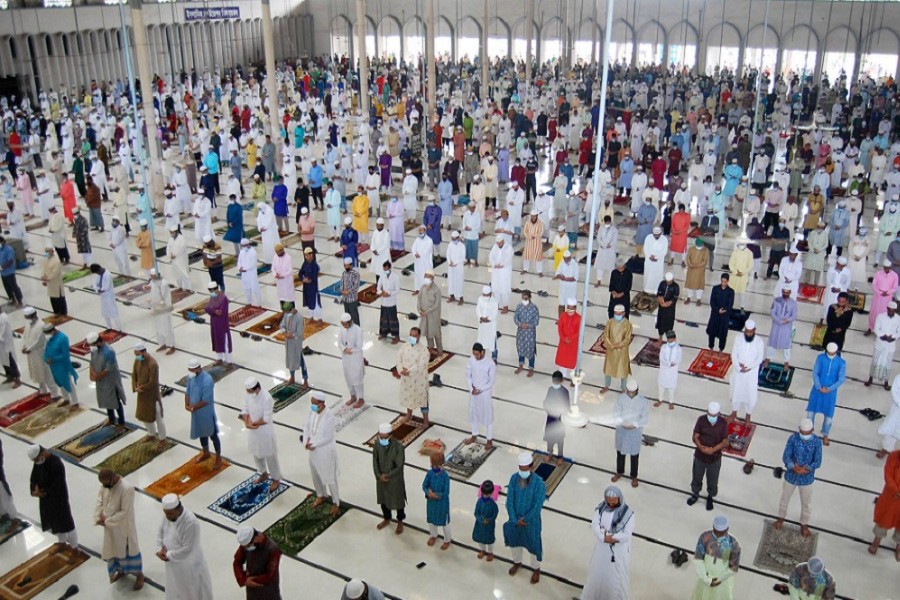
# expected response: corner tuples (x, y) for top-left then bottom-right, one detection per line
(417, 283), (442, 340)
(373, 438), (407, 510)
(91, 345), (126, 410)
(281, 311), (304, 371)
(613, 393), (649, 456)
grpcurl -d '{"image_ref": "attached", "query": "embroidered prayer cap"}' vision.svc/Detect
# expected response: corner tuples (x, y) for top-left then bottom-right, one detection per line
(343, 257), (353, 265)
(625, 379), (639, 392)
(517, 451), (533, 467)
(203, 235), (213, 244)
(378, 423), (393, 435)
(304, 247), (314, 254)
(566, 298), (578, 307)
(301, 207), (309, 214)
(139, 219), (148, 227)
(375, 217), (384, 225)
(26, 444), (41, 461)
(244, 377), (259, 390)
(744, 319), (757, 330)
(240, 238), (251, 246)
(161, 493), (180, 510)
(133, 342), (147, 352)
(652, 226), (662, 234)
(236, 524), (255, 545)
(340, 313), (352, 323)
(42, 322), (55, 332)
(563, 251), (572, 258)
(613, 305), (625, 314)
(800, 418), (814, 432)
(837, 256), (848, 265)
(22, 306), (36, 317)
(712, 515), (729, 531)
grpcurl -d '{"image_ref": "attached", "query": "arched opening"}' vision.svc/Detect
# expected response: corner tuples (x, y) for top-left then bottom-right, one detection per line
(861, 28), (899, 80)
(377, 16), (401, 60)
(404, 16), (426, 63)
(636, 20), (665, 66)
(668, 20), (698, 70)
(705, 22), (741, 74)
(822, 26), (857, 87)
(573, 20), (601, 64)
(541, 17), (564, 63)
(609, 19), (634, 65)
(744, 23), (778, 78)
(331, 15), (352, 59)
(489, 17), (511, 60)
(435, 16), (454, 61)
(457, 16), (481, 61)
(781, 24), (818, 79)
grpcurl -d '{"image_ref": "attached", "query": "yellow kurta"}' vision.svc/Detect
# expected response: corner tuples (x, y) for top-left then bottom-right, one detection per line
(602, 318), (633, 379)
(352, 194), (370, 234)
(727, 248), (753, 293)
(135, 230), (154, 270)
(685, 245), (708, 291)
(246, 142), (257, 170)
(552, 234), (569, 270)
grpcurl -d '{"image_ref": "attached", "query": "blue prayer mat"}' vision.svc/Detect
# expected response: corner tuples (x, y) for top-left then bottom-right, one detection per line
(319, 280), (343, 298)
(53, 422), (135, 461)
(208, 475), (289, 522)
(531, 450), (573, 498)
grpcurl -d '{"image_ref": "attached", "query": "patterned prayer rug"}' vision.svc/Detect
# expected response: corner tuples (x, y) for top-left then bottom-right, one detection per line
(144, 455), (231, 499)
(271, 382), (310, 412)
(531, 450), (573, 498)
(753, 520), (819, 576)
(53, 421), (135, 461)
(174, 362), (240, 387)
(728, 309), (752, 332)
(633, 340), (660, 367)
(7, 405), (83, 438)
(244, 227), (261, 238)
(61, 267), (91, 283)
(0, 393), (53, 428)
(0, 519), (30, 547)
(116, 282), (151, 301)
(178, 300), (209, 321)
(265, 496), (350, 556)
(358, 284), (379, 304)
(319, 280), (343, 298)
(427, 350), (454, 373)
(809, 324), (827, 351)
(688, 349), (732, 379)
(0, 545), (89, 600)
(94, 438), (176, 477)
(444, 440), (497, 480)
(208, 475), (289, 523)
(588, 336), (607, 355)
(847, 290), (867, 312)
(274, 318), (329, 342)
(332, 400), (370, 432)
(43, 314), (73, 327)
(24, 219), (45, 232)
(723, 421), (757, 457)
(797, 284), (825, 304)
(629, 291), (657, 314)
(69, 329), (127, 356)
(336, 244), (371, 258)
(245, 313), (284, 336)
(229, 305), (267, 327)
(390, 249), (409, 261)
(758, 363), (795, 393)
(170, 288), (194, 305)
(112, 274), (137, 288)
(364, 415), (432, 448)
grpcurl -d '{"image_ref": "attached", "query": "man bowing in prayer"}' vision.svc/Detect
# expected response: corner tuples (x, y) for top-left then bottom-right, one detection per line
(95, 469), (144, 590)
(786, 557), (836, 600)
(233, 524), (283, 599)
(156, 494), (214, 600)
(580, 486), (635, 600)
(692, 515), (741, 600)
(729, 320), (764, 427)
(304, 391), (341, 516)
(374, 422), (407, 534)
(28, 444), (79, 560)
(504, 452), (546, 584)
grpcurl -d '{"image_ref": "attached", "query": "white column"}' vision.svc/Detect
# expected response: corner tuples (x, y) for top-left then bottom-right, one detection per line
(425, 0), (436, 119)
(129, 0), (162, 206)
(482, 0), (489, 98)
(260, 0), (280, 141)
(356, 0), (369, 116)
(525, 0), (534, 82)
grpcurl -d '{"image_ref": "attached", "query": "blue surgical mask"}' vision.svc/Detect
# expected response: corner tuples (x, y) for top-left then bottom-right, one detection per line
(310, 404), (320, 413)
(707, 415), (718, 425)
(378, 438), (390, 447)
(799, 433), (813, 441)
(519, 471), (531, 480)
(614, 315), (623, 321)
(210, 292), (217, 298)
(135, 355), (144, 362)
(667, 341), (676, 347)
(408, 336), (418, 346)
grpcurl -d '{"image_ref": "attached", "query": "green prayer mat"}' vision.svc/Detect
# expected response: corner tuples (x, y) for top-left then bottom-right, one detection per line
(271, 382), (310, 412)
(61, 268), (91, 283)
(94, 438), (176, 476)
(112, 274), (137, 288)
(265, 496), (349, 556)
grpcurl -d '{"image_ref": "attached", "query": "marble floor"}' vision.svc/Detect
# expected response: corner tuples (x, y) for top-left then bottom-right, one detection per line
(0, 170), (898, 600)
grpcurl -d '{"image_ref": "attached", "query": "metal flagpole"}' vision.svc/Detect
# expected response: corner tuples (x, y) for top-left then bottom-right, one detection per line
(564, 0), (614, 428)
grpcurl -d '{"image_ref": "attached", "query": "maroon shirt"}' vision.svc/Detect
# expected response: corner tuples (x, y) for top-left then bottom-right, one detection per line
(692, 415), (728, 463)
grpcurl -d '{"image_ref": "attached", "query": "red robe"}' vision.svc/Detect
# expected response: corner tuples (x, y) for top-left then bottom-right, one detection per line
(555, 311), (581, 369)
(60, 180), (77, 223)
(510, 165), (526, 189)
(651, 158), (667, 190)
(669, 211), (691, 254)
(874, 450), (900, 531)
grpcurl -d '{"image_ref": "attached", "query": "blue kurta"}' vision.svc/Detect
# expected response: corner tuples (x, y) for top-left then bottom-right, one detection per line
(340, 227), (359, 265)
(473, 497), (498, 545)
(423, 205), (442, 246)
(422, 469), (451, 526)
(514, 302), (540, 358)
(806, 354), (846, 418)
(187, 371), (218, 439)
(618, 158), (634, 189)
(782, 433), (823, 486)
(503, 473), (546, 560)
(723, 164), (743, 196)
(828, 207), (850, 246)
(299, 260), (321, 310)
(223, 202), (244, 243)
(635, 203), (657, 245)
(43, 331), (77, 391)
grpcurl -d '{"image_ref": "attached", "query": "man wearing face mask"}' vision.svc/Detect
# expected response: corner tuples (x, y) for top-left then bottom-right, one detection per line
(542, 371), (570, 464)
(786, 557), (836, 599)
(156, 494), (213, 599)
(86, 330), (127, 426)
(599, 304), (633, 393)
(204, 280), (233, 365)
(657, 330), (682, 410)
(580, 485), (635, 600)
(373, 422), (407, 534)
(234, 524), (283, 599)
(876, 206), (900, 267)
(613, 379), (649, 488)
(185, 358), (222, 469)
(95, 469), (144, 590)
(504, 452), (546, 584)
(338, 313), (366, 408)
(411, 226), (435, 293)
(395, 323), (432, 425)
(489, 237), (514, 313)
(514, 291), (540, 376)
(848, 226), (869, 290)
(692, 515), (741, 599)
(643, 227), (668, 294)
(806, 342), (847, 446)
(27, 444), (80, 561)
(242, 377), (282, 492)
(688, 402), (729, 510)
(132, 342), (166, 449)
(728, 320), (764, 427)
(303, 391), (341, 517)
(465, 342), (496, 448)
(774, 418), (823, 538)
(827, 200), (850, 256)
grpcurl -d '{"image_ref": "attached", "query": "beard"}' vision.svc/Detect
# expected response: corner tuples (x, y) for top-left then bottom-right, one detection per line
(744, 333), (755, 342)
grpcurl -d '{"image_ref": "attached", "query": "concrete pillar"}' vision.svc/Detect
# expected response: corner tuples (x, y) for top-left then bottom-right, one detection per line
(590, 0), (598, 69)
(560, 0), (568, 71)
(482, 0), (489, 99)
(356, 0), (369, 116)
(425, 0), (436, 118)
(129, 0), (163, 206)
(260, 0), (280, 142)
(525, 0), (534, 82)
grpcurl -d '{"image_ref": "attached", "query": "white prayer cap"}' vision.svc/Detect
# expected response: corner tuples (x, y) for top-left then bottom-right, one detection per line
(22, 306), (36, 317)
(517, 451), (533, 467)
(826, 342), (839, 354)
(86, 331), (100, 344)
(884, 259), (893, 267)
(343, 257), (353, 265)
(782, 285), (791, 292)
(558, 225), (566, 231)
(450, 230), (459, 239)
(312, 391), (326, 402)
(344, 216), (352, 225)
(139, 219), (148, 227)
(652, 226), (662, 234)
(375, 217), (384, 225)
(808, 556), (825, 575)
(378, 422), (393, 435)
(664, 272), (674, 281)
(625, 379), (639, 392)
(800, 418), (814, 432)
(744, 319), (757, 330)
(405, 168), (412, 174)
(169, 225), (179, 233)
(788, 244), (800, 254)
(207, 281), (219, 290)
(708, 401), (721, 415)
(563, 250), (572, 258)
(529, 209), (538, 216)
(613, 304), (625, 313)
(149, 268), (158, 276)
(42, 322), (55, 332)
(890, 302), (898, 310)
(236, 524), (255, 546)
(187, 358), (202, 369)
(566, 297), (578, 306)
(837, 256), (848, 266)
(713, 515), (729, 531)
(203, 234), (213, 243)
(244, 377), (259, 390)
(344, 580), (365, 599)
(161, 493), (180, 510)
(26, 444), (41, 461)
(301, 207), (309, 214)
(340, 313), (352, 323)
(482, 286), (492, 295)
(425, 270), (434, 277)
(240, 238), (251, 246)
(133, 341), (146, 351)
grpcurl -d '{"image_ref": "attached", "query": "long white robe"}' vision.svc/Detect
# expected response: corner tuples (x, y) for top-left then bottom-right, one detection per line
(257, 206), (278, 264)
(658, 342), (682, 389)
(411, 236), (434, 290)
(822, 266), (851, 320)
(163, 195), (181, 231)
(241, 390), (277, 458)
(173, 170), (191, 213)
(580, 507), (636, 600)
(476, 296), (499, 350)
(192, 197), (212, 244)
(303, 407), (339, 487)
(402, 174), (419, 219)
(149, 278), (175, 346)
(878, 380), (900, 442)
(594, 225), (619, 274)
(167, 235), (190, 288)
(369, 227), (391, 279)
(338, 324), (365, 387)
(466, 355), (496, 428)
(156, 510), (213, 600)
(872, 313), (900, 379)
(730, 337), (764, 414)
(0, 313), (17, 371)
(555, 258), (579, 305)
(488, 243), (513, 307)
(642, 234), (668, 293)
(775, 256), (803, 299)
(446, 240), (466, 298)
(93, 270), (119, 323)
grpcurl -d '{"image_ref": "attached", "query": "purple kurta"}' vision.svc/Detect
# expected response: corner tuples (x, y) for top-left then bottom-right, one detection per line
(870, 270), (899, 330)
(497, 148), (510, 183)
(387, 200), (405, 249)
(205, 293), (233, 353)
(423, 205), (442, 245)
(768, 296), (797, 350)
(379, 153), (392, 187)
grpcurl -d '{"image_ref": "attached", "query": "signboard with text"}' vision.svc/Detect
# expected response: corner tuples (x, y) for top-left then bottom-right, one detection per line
(184, 6), (240, 21)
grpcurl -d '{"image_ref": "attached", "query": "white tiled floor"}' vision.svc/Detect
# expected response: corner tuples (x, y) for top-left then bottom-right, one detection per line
(1, 169), (898, 599)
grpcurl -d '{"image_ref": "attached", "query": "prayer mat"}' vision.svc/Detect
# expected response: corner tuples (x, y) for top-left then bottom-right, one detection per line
(358, 283), (379, 304)
(531, 450), (573, 498)
(170, 288), (194, 305)
(319, 280), (343, 298)
(332, 400), (370, 432)
(0, 519), (29, 547)
(7, 405), (83, 438)
(24, 219), (46, 232)
(94, 438), (177, 477)
(613, 194), (629, 205)
(364, 415), (432, 448)
(229, 305), (267, 327)
(179, 300), (209, 321)
(518, 242), (554, 257)
(847, 290), (867, 312)
(61, 268), (91, 283)
(112, 274), (137, 288)
(577, 250), (597, 265)
(257, 264), (272, 276)
(245, 313), (284, 337)
(144, 455), (231, 499)
(629, 291), (657, 314)
(0, 393), (53, 428)
(275, 318), (329, 341)
(174, 362), (240, 387)
(688, 349), (732, 379)
(390, 249), (409, 261)
(633, 340), (660, 367)
(335, 244), (371, 258)
(797, 284), (825, 304)
(242, 201), (256, 211)
(0, 545), (89, 600)
(444, 440), (497, 480)
(265, 495), (350, 556)
(244, 227), (261, 239)
(432, 255), (447, 268)
(69, 329), (126, 356)
(427, 350), (454, 373)
(271, 382), (310, 412)
(588, 336), (607, 355)
(155, 247), (167, 258)
(278, 234), (301, 248)
(753, 519), (819, 576)
(723, 421), (757, 457)
(758, 363), (795, 393)
(208, 475), (289, 523)
(221, 255), (237, 271)
(809, 324), (827, 351)
(116, 282), (151, 301)
(53, 421), (135, 461)
(188, 249), (204, 264)
(728, 309), (752, 332)
(43, 314), (73, 327)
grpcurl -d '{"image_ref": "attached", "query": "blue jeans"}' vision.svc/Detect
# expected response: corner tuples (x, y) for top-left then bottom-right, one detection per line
(518, 354), (535, 368)
(605, 375), (627, 389)
(291, 356), (309, 382)
(807, 411), (833, 436)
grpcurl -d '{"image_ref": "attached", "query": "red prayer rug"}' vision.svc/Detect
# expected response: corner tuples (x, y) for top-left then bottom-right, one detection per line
(70, 329), (127, 356)
(358, 284), (379, 304)
(229, 305), (267, 327)
(588, 336), (607, 355)
(336, 243), (370, 258)
(427, 350), (454, 373)
(797, 284), (824, 304)
(724, 421), (757, 457)
(0, 393), (53, 428)
(390, 249), (410, 261)
(170, 288), (195, 305)
(633, 340), (661, 367)
(688, 349), (732, 379)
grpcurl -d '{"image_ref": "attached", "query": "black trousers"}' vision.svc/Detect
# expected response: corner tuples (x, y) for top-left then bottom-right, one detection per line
(2, 353), (20, 380)
(1, 274), (22, 304)
(208, 266), (225, 291)
(106, 400), (125, 425)
(381, 504), (406, 521)
(343, 301), (360, 326)
(690, 457), (722, 497)
(616, 451), (639, 478)
(708, 333), (727, 352)
(311, 187), (323, 208)
(56, 245), (71, 264)
(762, 212), (780, 234)
(50, 296), (68, 316)
(200, 433), (222, 454)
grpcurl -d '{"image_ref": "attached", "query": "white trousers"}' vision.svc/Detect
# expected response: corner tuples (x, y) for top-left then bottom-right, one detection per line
(686, 288), (703, 300)
(766, 346), (792, 362)
(523, 259), (543, 274)
(511, 547), (541, 568)
(882, 435), (897, 452)
(658, 386), (675, 405)
(112, 248), (130, 276)
(254, 454), (283, 481)
(428, 523), (453, 542)
(145, 414), (167, 440)
(243, 282), (262, 307)
(0, 484), (17, 519)
(478, 543), (494, 553)
(155, 314), (175, 347)
(217, 352), (232, 364)
(311, 468), (340, 506)
(347, 383), (364, 398)
(57, 528), (78, 547)
(60, 375), (78, 405)
(470, 422), (493, 440)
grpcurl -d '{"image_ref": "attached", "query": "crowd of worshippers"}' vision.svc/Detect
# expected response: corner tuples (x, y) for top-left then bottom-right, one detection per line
(1, 48), (900, 598)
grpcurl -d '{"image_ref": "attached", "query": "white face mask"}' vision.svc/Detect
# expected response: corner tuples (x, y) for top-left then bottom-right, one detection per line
(423, 280), (432, 286)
